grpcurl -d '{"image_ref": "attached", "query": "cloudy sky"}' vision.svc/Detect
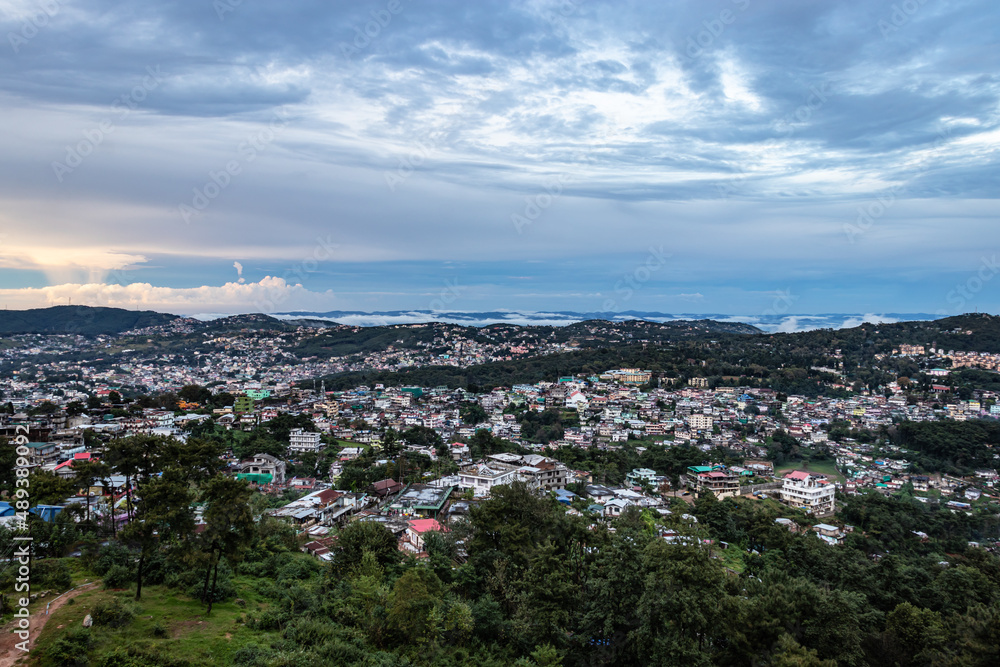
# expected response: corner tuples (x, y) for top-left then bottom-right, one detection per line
(0, 0), (997, 318)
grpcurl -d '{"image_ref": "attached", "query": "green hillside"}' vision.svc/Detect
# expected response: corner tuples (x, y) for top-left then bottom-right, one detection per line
(0, 306), (178, 335)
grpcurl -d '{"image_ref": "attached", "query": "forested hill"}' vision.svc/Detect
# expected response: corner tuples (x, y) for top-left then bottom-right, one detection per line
(779, 313), (1000, 353)
(305, 337), (845, 396)
(0, 305), (178, 335)
(303, 313), (1000, 394)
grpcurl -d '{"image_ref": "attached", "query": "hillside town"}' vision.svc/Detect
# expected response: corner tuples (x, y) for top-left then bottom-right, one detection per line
(6, 356), (999, 557)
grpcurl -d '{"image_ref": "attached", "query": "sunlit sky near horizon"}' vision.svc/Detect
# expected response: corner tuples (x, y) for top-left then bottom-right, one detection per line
(0, 0), (998, 318)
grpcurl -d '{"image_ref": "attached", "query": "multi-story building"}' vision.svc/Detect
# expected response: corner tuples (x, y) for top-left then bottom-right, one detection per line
(288, 428), (324, 454)
(458, 462), (520, 495)
(234, 395), (254, 414)
(780, 471), (835, 516)
(239, 453), (286, 486)
(518, 458), (569, 492)
(689, 413), (714, 432)
(689, 470), (740, 499)
(625, 468), (658, 487)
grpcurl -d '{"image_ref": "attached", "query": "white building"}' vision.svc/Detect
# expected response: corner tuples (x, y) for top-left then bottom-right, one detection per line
(625, 468), (658, 487)
(780, 471), (835, 516)
(688, 413), (714, 432)
(458, 462), (520, 495)
(288, 428), (324, 454)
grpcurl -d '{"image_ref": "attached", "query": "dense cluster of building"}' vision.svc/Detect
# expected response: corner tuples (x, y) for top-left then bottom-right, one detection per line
(5, 328), (1000, 553)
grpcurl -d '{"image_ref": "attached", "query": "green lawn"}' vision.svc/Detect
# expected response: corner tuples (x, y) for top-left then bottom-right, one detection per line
(28, 573), (282, 666)
(775, 460), (845, 483)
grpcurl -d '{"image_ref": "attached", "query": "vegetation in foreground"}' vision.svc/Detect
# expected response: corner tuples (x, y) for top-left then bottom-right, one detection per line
(3, 478), (1000, 667)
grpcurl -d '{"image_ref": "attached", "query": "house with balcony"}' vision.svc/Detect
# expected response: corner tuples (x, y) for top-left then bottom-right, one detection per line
(238, 453), (286, 486)
(689, 470), (740, 499)
(288, 428), (324, 454)
(780, 471), (835, 516)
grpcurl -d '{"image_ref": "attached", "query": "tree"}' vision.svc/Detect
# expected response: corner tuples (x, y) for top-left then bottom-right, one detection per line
(578, 531), (647, 665)
(387, 567), (443, 645)
(105, 435), (166, 522)
(199, 475), (255, 614)
(0, 441), (16, 498)
(121, 469), (194, 600)
(768, 634), (836, 667)
(459, 402), (487, 425)
(72, 459), (111, 525)
(28, 401), (59, 416)
(878, 602), (945, 666)
(402, 425), (445, 452)
(26, 470), (77, 505)
(382, 427), (401, 457)
(178, 384), (213, 405)
(330, 521), (400, 576)
(632, 541), (726, 665)
(518, 541), (578, 647)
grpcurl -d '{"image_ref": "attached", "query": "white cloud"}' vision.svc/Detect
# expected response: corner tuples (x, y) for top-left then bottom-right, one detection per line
(0, 246), (148, 284)
(0, 277), (339, 315)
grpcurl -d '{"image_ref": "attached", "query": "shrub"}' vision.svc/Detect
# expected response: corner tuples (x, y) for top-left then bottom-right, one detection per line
(246, 608), (290, 631)
(232, 644), (272, 667)
(281, 617), (340, 645)
(103, 564), (132, 590)
(91, 597), (136, 629)
(276, 557), (320, 583)
(42, 628), (92, 667)
(93, 543), (133, 577)
(35, 559), (73, 590)
(96, 643), (189, 667)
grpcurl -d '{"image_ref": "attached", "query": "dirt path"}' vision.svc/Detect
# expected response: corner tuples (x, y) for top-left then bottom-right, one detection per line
(0, 582), (97, 667)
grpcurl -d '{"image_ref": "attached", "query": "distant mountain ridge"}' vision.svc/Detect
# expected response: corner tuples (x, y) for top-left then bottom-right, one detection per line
(272, 309), (952, 332)
(0, 305), (981, 338)
(0, 305), (178, 335)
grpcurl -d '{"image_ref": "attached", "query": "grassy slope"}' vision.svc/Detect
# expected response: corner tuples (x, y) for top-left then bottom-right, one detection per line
(28, 570), (285, 666)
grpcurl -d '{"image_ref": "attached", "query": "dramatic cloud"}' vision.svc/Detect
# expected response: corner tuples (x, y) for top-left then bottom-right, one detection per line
(0, 277), (337, 314)
(0, 0), (997, 315)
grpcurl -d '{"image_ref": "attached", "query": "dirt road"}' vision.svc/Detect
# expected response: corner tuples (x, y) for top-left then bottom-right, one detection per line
(0, 583), (97, 667)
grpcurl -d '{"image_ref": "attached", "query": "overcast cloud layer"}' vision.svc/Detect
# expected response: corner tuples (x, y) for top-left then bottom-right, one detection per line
(0, 0), (997, 318)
